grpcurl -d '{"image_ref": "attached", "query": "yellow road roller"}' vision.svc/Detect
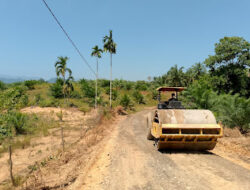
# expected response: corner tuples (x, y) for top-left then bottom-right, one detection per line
(147, 87), (223, 150)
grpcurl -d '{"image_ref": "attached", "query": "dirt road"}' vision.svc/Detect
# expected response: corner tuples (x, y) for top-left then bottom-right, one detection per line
(81, 110), (250, 190)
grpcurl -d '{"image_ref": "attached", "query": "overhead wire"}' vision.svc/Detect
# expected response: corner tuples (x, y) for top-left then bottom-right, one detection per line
(41, 0), (96, 76)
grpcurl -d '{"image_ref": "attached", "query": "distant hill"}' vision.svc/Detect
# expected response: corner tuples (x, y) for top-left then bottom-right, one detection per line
(46, 78), (57, 83)
(0, 74), (42, 83)
(0, 75), (77, 84)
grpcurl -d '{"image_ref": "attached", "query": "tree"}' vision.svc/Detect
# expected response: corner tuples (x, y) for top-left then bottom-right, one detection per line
(91, 45), (103, 109)
(55, 56), (74, 100)
(103, 30), (117, 108)
(54, 56), (73, 151)
(204, 36), (250, 97)
(164, 65), (186, 86)
(181, 75), (216, 109)
(185, 63), (207, 85)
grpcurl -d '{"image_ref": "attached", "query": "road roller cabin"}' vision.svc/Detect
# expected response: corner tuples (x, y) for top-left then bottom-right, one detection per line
(147, 87), (223, 151)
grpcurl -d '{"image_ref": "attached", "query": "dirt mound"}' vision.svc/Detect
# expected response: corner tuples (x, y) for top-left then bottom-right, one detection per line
(223, 127), (243, 138)
(212, 127), (250, 170)
(21, 106), (87, 122)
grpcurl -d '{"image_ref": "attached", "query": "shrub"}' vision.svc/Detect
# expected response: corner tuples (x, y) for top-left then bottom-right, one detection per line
(151, 90), (158, 100)
(112, 89), (118, 100)
(79, 79), (95, 98)
(8, 112), (28, 135)
(214, 94), (250, 134)
(0, 111), (59, 142)
(105, 87), (110, 95)
(35, 94), (42, 105)
(0, 81), (6, 91)
(120, 94), (134, 110)
(70, 90), (82, 99)
(132, 90), (145, 104)
(105, 88), (118, 100)
(0, 114), (10, 141)
(39, 98), (59, 107)
(0, 86), (28, 111)
(24, 80), (37, 90)
(124, 82), (133, 90)
(50, 78), (64, 98)
(181, 76), (216, 109)
(0, 112), (27, 139)
(97, 96), (106, 106)
(99, 79), (110, 88)
(135, 81), (149, 91)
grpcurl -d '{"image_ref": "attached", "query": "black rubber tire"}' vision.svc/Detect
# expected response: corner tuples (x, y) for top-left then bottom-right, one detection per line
(147, 115), (154, 140)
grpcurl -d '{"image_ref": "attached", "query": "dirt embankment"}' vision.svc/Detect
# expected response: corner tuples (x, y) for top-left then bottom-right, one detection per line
(0, 106), (125, 190)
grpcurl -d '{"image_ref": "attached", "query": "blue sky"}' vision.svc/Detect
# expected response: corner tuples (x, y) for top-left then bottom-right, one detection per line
(0, 0), (250, 81)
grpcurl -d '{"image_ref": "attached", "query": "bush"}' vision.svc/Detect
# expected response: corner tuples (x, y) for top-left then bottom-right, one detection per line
(79, 79), (96, 98)
(120, 94), (134, 110)
(39, 98), (59, 107)
(34, 94), (42, 106)
(132, 90), (145, 104)
(70, 90), (82, 99)
(8, 112), (28, 135)
(50, 79), (64, 98)
(105, 88), (118, 100)
(0, 112), (27, 139)
(0, 81), (6, 91)
(214, 94), (250, 134)
(0, 86), (28, 111)
(0, 114), (11, 140)
(181, 76), (216, 109)
(124, 82), (133, 90)
(151, 90), (158, 100)
(0, 112), (58, 142)
(99, 79), (110, 88)
(112, 89), (118, 100)
(135, 81), (149, 91)
(24, 80), (37, 90)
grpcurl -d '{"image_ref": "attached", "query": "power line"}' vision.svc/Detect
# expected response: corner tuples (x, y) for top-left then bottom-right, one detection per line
(42, 0), (96, 76)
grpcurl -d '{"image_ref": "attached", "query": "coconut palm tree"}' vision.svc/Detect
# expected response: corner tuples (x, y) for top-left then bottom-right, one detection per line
(103, 30), (117, 108)
(91, 45), (103, 109)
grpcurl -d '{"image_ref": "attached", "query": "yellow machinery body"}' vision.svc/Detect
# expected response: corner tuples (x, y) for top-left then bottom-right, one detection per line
(148, 109), (223, 150)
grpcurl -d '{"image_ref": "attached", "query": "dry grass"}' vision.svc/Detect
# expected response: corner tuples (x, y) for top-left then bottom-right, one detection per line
(0, 106), (119, 189)
(21, 109), (117, 190)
